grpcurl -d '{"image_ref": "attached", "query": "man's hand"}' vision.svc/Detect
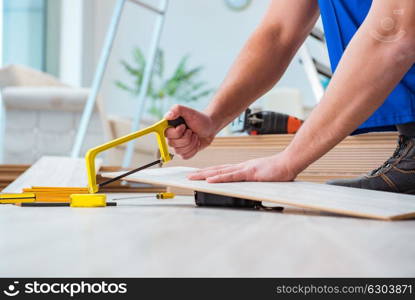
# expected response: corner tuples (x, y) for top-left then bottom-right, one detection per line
(165, 105), (217, 159)
(188, 153), (297, 183)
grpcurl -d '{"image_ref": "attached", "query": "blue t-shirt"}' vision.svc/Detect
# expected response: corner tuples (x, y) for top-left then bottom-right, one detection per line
(318, 0), (415, 134)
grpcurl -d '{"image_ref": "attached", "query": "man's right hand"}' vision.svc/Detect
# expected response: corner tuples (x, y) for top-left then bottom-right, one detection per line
(165, 105), (217, 160)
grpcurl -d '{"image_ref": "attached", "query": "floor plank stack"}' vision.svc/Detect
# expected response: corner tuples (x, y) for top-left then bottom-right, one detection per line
(0, 165), (30, 190)
(168, 132), (399, 183)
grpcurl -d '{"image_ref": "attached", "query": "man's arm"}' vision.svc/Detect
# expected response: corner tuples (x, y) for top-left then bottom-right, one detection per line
(283, 0), (415, 176)
(204, 0), (320, 132)
(191, 0), (415, 183)
(165, 0), (319, 159)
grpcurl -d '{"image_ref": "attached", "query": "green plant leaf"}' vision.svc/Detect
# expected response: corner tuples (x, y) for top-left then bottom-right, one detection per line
(116, 47), (213, 108)
(115, 80), (137, 94)
(133, 48), (146, 69)
(120, 60), (141, 77)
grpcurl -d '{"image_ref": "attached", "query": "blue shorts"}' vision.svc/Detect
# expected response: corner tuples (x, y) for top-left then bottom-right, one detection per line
(318, 0), (415, 134)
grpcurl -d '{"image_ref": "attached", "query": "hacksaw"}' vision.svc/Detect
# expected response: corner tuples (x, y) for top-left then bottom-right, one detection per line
(2, 117), (186, 207)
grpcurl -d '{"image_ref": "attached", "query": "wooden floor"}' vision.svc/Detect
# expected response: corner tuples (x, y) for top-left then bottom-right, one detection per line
(1, 193), (414, 277)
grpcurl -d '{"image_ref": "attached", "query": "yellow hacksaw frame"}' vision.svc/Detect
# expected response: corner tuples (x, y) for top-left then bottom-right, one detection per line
(85, 118), (184, 194)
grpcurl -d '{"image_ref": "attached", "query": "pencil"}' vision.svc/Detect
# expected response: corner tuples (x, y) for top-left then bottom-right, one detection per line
(18, 202), (117, 207)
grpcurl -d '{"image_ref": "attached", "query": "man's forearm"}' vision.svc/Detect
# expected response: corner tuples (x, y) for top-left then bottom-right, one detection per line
(205, 0), (319, 133)
(284, 2), (415, 176)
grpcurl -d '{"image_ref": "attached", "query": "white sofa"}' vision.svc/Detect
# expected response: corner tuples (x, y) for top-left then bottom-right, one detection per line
(0, 65), (106, 164)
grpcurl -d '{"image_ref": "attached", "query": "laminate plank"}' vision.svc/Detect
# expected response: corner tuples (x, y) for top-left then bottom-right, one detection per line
(102, 167), (415, 221)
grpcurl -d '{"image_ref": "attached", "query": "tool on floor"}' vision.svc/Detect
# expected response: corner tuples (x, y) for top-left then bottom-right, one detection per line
(194, 191), (284, 211)
(1, 192), (115, 207)
(85, 117), (186, 195)
(4, 192), (114, 207)
(156, 192), (175, 199)
(70, 193), (109, 207)
(231, 108), (303, 135)
(0, 193), (36, 204)
(23, 187), (89, 202)
(111, 192), (175, 201)
(18, 202), (117, 207)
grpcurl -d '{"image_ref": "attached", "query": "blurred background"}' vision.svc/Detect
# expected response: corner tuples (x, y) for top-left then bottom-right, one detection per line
(0, 0), (330, 165)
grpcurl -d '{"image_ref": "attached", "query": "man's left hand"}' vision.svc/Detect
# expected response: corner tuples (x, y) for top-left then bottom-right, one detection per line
(187, 153), (297, 183)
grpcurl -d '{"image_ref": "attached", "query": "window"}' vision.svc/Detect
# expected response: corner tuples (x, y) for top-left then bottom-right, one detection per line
(3, 0), (47, 71)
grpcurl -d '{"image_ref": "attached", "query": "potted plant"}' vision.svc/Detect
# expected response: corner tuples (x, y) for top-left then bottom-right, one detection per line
(116, 48), (213, 119)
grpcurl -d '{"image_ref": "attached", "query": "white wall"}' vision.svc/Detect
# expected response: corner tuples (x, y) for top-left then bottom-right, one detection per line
(84, 0), (329, 118)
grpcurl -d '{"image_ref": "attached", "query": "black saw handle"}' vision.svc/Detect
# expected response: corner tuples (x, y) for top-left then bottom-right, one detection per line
(167, 117), (188, 128)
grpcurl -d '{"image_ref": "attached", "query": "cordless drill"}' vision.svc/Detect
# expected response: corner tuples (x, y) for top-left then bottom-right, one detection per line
(231, 108), (303, 135)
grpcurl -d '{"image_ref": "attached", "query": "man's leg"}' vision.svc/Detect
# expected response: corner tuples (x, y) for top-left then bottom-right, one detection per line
(327, 123), (415, 194)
